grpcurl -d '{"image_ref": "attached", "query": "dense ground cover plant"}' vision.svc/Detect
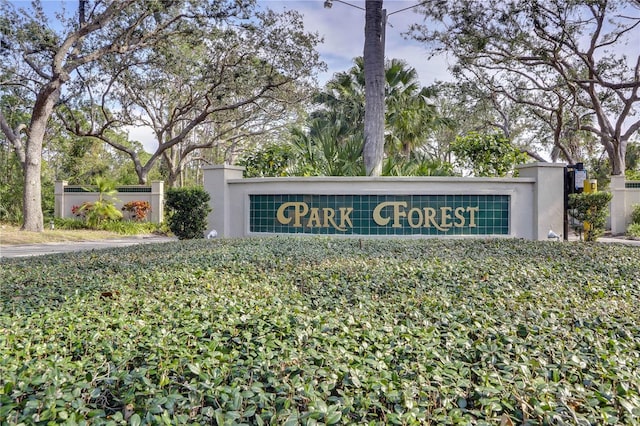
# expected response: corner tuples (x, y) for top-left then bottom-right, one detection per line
(1, 238), (639, 425)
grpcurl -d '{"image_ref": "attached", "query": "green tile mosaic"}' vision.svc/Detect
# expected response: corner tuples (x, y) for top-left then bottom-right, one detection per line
(116, 187), (151, 193)
(625, 182), (640, 189)
(250, 194), (510, 236)
(64, 186), (151, 193)
(64, 187), (92, 193)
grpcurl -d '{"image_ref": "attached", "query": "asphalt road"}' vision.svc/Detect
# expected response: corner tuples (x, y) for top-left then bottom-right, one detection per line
(0, 235), (177, 259)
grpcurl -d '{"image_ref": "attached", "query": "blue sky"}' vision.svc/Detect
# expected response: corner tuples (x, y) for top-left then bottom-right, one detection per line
(261, 0), (452, 86)
(26, 0), (451, 88)
(11, 0), (448, 151)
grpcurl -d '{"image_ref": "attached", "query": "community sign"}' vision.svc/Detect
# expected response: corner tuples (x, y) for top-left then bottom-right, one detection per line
(249, 194), (509, 236)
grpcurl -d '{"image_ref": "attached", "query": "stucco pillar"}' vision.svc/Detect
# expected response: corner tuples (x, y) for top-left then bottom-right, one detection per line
(202, 165), (245, 237)
(517, 163), (566, 241)
(610, 175), (627, 235)
(150, 181), (164, 224)
(54, 181), (68, 218)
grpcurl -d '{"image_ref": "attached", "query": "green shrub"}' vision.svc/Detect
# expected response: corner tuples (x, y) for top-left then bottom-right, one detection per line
(165, 187), (211, 239)
(97, 220), (161, 235)
(238, 143), (293, 177)
(53, 217), (163, 235)
(451, 132), (528, 177)
(631, 203), (640, 225)
(53, 218), (90, 230)
(627, 222), (640, 238)
(568, 191), (612, 242)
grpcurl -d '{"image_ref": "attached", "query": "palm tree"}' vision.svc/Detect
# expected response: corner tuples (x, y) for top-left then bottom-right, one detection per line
(384, 59), (440, 160)
(291, 57), (447, 177)
(289, 118), (364, 176)
(363, 0), (385, 176)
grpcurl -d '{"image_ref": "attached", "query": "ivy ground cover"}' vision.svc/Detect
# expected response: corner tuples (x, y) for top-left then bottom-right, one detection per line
(1, 238), (639, 425)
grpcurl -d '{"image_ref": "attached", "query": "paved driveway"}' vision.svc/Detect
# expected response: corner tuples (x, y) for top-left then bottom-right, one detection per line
(0, 235), (177, 259)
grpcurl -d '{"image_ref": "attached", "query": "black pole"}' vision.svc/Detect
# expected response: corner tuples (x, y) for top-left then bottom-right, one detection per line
(563, 166), (569, 241)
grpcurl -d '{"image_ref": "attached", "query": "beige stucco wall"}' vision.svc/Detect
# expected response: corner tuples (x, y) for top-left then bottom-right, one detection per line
(203, 163), (569, 241)
(516, 163), (566, 240)
(55, 181), (164, 223)
(610, 176), (640, 234)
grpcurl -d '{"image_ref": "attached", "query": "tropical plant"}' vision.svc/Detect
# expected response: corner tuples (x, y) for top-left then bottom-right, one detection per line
(165, 187), (211, 239)
(384, 61), (440, 160)
(122, 201), (152, 222)
(306, 57), (442, 176)
(288, 120), (364, 176)
(76, 177), (123, 228)
(383, 153), (454, 177)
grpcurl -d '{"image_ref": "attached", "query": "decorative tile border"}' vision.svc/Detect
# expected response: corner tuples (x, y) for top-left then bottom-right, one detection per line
(64, 186), (152, 193)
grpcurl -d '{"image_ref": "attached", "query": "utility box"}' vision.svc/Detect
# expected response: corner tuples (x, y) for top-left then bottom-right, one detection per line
(584, 179), (597, 194)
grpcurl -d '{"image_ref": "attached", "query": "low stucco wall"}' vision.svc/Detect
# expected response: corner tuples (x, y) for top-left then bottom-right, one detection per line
(610, 176), (640, 234)
(203, 163), (567, 241)
(54, 181), (164, 223)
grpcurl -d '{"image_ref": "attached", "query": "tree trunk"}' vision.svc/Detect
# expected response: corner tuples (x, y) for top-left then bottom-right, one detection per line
(601, 135), (625, 176)
(610, 140), (626, 176)
(22, 139), (44, 232)
(363, 0), (385, 176)
(21, 82), (62, 232)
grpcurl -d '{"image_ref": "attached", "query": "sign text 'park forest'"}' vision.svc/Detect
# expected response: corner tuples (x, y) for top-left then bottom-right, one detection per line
(249, 194), (509, 236)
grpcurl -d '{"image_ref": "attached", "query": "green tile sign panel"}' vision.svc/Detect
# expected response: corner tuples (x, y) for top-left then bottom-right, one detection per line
(250, 194), (510, 236)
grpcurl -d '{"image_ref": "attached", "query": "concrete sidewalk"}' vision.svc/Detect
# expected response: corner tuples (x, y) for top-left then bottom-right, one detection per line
(565, 232), (640, 246)
(0, 235), (177, 259)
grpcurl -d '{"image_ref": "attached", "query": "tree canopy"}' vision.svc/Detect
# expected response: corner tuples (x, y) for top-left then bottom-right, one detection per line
(411, 0), (640, 175)
(0, 0), (323, 230)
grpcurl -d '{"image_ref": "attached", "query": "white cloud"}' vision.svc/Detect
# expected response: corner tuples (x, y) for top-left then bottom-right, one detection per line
(124, 125), (157, 154)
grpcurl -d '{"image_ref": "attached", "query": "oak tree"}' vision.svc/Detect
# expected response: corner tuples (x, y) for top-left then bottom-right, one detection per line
(59, 7), (321, 187)
(412, 0), (640, 175)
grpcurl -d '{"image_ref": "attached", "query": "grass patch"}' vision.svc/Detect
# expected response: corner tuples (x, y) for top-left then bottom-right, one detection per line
(0, 224), (126, 245)
(0, 221), (164, 245)
(1, 238), (639, 425)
